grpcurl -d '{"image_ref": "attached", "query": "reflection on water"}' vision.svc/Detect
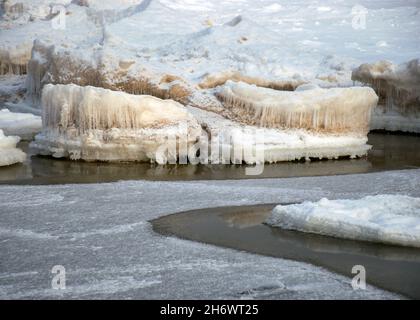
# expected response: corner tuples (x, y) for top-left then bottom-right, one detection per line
(1, 132), (420, 184)
(152, 204), (420, 299)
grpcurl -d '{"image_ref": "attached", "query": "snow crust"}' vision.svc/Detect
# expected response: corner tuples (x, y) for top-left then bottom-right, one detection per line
(267, 195), (420, 248)
(0, 129), (26, 166)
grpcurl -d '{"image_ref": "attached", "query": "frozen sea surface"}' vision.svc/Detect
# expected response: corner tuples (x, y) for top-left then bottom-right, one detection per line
(1, 169), (420, 299)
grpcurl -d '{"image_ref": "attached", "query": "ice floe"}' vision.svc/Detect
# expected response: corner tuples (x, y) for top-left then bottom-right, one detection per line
(267, 195), (420, 248)
(0, 108), (41, 140)
(0, 129), (26, 166)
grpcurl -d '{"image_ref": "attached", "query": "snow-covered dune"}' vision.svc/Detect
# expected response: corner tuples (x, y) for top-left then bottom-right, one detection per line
(266, 195), (420, 248)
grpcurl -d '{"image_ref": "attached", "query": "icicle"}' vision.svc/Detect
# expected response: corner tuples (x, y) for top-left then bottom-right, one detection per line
(216, 81), (377, 134)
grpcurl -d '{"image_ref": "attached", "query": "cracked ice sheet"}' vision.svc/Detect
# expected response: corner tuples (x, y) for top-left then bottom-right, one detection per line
(2, 169), (420, 299)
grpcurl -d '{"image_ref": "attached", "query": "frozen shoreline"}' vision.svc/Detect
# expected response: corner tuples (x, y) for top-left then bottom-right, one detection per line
(1, 169), (420, 299)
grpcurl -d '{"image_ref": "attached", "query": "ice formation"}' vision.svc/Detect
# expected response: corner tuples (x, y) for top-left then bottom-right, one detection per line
(352, 59), (420, 132)
(266, 195), (420, 248)
(0, 109), (41, 140)
(0, 43), (31, 75)
(1, 0), (419, 160)
(31, 84), (202, 161)
(216, 81), (378, 134)
(31, 82), (373, 163)
(0, 129), (26, 166)
(188, 106), (371, 164)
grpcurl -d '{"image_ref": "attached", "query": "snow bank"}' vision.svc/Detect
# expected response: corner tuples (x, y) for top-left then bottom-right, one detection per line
(216, 81), (377, 134)
(31, 84), (201, 162)
(0, 109), (41, 140)
(266, 195), (420, 248)
(40, 83), (195, 131)
(0, 129), (26, 166)
(353, 59), (420, 132)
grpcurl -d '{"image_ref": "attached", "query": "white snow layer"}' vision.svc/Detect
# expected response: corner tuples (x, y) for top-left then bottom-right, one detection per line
(0, 109), (41, 140)
(267, 195), (420, 248)
(0, 129), (26, 166)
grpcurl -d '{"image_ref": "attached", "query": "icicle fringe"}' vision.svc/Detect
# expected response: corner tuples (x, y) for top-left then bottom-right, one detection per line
(41, 83), (196, 134)
(216, 81), (378, 134)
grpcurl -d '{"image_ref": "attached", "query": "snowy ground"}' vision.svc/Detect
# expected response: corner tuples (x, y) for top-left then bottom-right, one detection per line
(2, 169), (420, 299)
